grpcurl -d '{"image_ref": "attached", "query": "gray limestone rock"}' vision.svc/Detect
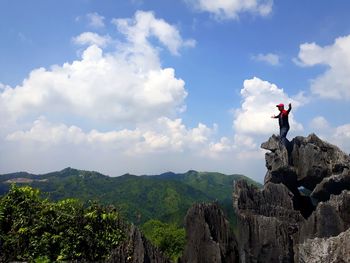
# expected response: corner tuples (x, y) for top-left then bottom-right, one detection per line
(262, 133), (350, 193)
(262, 133), (350, 217)
(261, 134), (290, 172)
(291, 134), (350, 190)
(262, 135), (300, 200)
(181, 202), (239, 263)
(296, 190), (350, 244)
(235, 134), (350, 262)
(182, 133), (350, 263)
(233, 180), (304, 263)
(311, 168), (350, 201)
(108, 224), (170, 263)
(294, 228), (350, 263)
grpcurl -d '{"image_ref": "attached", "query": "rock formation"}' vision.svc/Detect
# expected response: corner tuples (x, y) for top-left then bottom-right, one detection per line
(233, 180), (302, 263)
(262, 133), (350, 200)
(296, 190), (350, 243)
(109, 224), (170, 263)
(294, 228), (350, 263)
(233, 133), (350, 263)
(181, 202), (239, 263)
(182, 133), (350, 263)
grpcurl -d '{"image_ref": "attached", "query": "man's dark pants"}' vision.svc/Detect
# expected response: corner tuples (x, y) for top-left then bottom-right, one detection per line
(280, 127), (289, 148)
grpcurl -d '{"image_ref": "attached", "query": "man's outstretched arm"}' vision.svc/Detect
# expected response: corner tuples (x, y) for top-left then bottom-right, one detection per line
(287, 103), (292, 113)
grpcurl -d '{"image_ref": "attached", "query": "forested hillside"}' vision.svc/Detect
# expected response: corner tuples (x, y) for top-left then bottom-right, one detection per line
(0, 168), (259, 226)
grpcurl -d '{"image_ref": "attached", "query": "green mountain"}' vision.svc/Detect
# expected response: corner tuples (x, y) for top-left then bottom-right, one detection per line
(0, 168), (260, 226)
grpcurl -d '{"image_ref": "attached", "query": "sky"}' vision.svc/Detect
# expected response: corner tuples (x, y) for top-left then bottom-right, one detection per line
(1, 0), (350, 182)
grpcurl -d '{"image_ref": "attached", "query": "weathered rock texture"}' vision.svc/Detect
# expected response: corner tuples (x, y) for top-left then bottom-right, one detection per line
(109, 224), (170, 263)
(294, 228), (350, 263)
(181, 202), (239, 263)
(233, 181), (303, 263)
(233, 134), (350, 263)
(262, 133), (350, 198)
(297, 190), (350, 243)
(181, 134), (349, 262)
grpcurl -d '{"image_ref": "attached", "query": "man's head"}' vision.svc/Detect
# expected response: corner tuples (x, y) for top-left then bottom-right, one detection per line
(276, 103), (284, 111)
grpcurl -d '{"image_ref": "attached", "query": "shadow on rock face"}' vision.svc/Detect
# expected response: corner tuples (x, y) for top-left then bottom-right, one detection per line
(181, 133), (350, 263)
(181, 202), (239, 263)
(233, 180), (303, 263)
(261, 133), (350, 219)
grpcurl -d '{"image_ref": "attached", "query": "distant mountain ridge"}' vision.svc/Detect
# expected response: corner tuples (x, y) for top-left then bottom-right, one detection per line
(0, 167), (260, 226)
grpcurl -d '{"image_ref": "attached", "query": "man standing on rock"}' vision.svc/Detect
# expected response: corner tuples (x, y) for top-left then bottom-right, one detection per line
(271, 103), (292, 148)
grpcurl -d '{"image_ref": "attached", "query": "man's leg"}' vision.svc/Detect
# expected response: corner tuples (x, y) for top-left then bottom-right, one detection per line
(280, 127), (289, 148)
(280, 127), (293, 164)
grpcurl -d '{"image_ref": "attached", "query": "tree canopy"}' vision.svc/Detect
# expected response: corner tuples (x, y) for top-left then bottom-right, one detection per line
(0, 185), (124, 262)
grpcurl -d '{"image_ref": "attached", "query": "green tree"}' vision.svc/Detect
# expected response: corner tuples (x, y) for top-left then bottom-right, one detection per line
(0, 185), (124, 262)
(142, 219), (186, 262)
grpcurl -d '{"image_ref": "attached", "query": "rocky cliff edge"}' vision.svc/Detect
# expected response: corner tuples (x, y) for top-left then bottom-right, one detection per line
(182, 133), (350, 263)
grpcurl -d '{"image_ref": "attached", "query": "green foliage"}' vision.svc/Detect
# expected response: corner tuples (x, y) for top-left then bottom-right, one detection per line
(0, 169), (261, 261)
(0, 168), (261, 228)
(142, 219), (186, 262)
(0, 185), (124, 262)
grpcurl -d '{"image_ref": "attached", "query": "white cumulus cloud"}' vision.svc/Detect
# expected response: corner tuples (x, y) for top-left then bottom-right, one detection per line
(296, 35), (350, 100)
(209, 137), (232, 154)
(233, 134), (257, 150)
(308, 116), (350, 154)
(0, 11), (221, 176)
(112, 10), (196, 56)
(0, 11), (193, 126)
(310, 116), (330, 130)
(0, 11), (217, 167)
(0, 11), (273, 181)
(332, 124), (350, 153)
(252, 53), (280, 66)
(230, 77), (304, 163)
(6, 117), (86, 145)
(233, 77), (303, 135)
(185, 0), (273, 20)
(3, 115), (268, 180)
(5, 117), (218, 154)
(73, 32), (112, 47)
(86, 12), (105, 28)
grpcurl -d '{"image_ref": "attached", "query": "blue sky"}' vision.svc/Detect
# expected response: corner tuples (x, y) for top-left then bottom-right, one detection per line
(1, 0), (350, 182)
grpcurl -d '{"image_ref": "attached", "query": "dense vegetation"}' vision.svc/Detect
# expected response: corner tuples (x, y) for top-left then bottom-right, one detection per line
(0, 185), (124, 262)
(0, 168), (260, 260)
(141, 219), (186, 262)
(0, 168), (260, 228)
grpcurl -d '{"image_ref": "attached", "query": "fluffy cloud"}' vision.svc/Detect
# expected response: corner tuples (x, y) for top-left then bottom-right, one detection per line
(0, 11), (271, 181)
(230, 77), (304, 163)
(7, 117), (86, 145)
(0, 11), (193, 126)
(6, 117), (217, 154)
(112, 10), (196, 56)
(296, 35), (350, 100)
(73, 32), (112, 47)
(252, 53), (280, 66)
(333, 124), (350, 153)
(86, 12), (105, 28)
(209, 137), (232, 153)
(233, 77), (303, 135)
(3, 115), (267, 180)
(1, 9), (222, 158)
(0, 45), (186, 124)
(185, 0), (273, 19)
(310, 116), (330, 130)
(1, 11), (223, 176)
(307, 116), (350, 154)
(233, 134), (257, 150)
